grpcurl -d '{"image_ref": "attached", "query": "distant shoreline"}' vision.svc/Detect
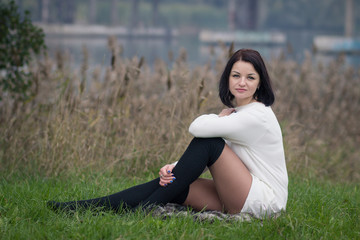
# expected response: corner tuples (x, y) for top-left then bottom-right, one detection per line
(36, 23), (178, 39)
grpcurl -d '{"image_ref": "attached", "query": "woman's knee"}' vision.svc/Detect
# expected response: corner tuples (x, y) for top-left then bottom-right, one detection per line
(191, 137), (225, 166)
(192, 137), (224, 146)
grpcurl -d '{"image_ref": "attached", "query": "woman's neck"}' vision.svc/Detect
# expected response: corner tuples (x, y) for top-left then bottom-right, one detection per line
(236, 98), (258, 107)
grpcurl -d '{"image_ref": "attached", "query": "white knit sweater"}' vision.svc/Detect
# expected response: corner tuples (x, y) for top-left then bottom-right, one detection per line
(188, 102), (288, 210)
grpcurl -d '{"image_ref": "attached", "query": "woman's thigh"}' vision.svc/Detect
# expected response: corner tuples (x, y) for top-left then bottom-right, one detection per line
(209, 144), (252, 214)
(182, 178), (224, 211)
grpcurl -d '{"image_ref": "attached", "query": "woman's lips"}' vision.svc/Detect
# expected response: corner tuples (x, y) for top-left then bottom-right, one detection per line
(236, 88), (246, 92)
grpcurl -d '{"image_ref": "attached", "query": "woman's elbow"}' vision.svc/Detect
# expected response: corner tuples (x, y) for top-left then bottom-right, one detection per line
(188, 124), (202, 137)
(188, 125), (196, 136)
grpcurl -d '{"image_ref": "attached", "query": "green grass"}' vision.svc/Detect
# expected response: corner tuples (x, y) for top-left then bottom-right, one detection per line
(0, 173), (359, 240)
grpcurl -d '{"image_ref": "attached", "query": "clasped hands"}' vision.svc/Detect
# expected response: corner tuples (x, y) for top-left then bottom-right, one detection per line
(218, 108), (236, 117)
(159, 164), (176, 187)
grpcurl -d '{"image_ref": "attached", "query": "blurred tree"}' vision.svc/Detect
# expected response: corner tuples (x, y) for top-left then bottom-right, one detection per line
(3, 0), (357, 36)
(39, 0), (49, 23)
(130, 0), (139, 28)
(229, 0), (258, 30)
(265, 0), (344, 32)
(111, 0), (118, 26)
(345, 0), (354, 37)
(57, 0), (75, 24)
(89, 0), (97, 24)
(0, 0), (46, 101)
(152, 0), (159, 26)
(15, 0), (23, 16)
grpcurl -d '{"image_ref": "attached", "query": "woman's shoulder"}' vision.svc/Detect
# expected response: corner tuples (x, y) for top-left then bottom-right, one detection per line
(235, 102), (270, 116)
(235, 102), (279, 129)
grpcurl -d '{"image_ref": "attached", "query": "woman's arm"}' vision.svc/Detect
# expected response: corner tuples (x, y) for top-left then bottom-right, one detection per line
(189, 107), (266, 145)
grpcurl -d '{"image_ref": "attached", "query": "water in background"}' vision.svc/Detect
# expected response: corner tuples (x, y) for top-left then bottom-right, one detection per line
(45, 31), (360, 72)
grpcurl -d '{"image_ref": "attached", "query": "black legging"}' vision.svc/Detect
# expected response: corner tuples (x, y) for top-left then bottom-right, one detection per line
(48, 137), (225, 212)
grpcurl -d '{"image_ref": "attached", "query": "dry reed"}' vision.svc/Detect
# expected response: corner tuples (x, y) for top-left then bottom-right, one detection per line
(0, 39), (359, 183)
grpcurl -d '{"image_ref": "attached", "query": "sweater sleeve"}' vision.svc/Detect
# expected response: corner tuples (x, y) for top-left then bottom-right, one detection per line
(188, 108), (267, 145)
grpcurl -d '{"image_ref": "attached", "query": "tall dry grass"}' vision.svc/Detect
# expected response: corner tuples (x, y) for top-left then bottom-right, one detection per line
(0, 39), (359, 182)
(270, 52), (360, 182)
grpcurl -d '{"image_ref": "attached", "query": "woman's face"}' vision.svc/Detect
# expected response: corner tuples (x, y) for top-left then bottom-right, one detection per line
(229, 60), (260, 107)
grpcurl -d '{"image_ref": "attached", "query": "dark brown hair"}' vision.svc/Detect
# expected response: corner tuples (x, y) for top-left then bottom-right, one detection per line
(219, 49), (274, 107)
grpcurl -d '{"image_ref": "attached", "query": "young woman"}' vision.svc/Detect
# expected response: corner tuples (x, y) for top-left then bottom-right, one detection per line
(48, 49), (288, 219)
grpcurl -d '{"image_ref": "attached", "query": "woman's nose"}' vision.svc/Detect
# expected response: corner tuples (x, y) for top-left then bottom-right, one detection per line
(238, 77), (246, 85)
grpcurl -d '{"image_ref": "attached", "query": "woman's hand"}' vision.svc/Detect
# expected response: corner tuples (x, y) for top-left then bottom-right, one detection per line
(218, 108), (236, 117)
(159, 164), (176, 187)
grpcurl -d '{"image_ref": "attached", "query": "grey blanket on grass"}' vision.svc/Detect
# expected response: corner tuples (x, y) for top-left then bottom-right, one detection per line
(151, 203), (277, 222)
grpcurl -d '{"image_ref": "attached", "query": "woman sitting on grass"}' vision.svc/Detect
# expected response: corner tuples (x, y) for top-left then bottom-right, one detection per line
(48, 49), (288, 219)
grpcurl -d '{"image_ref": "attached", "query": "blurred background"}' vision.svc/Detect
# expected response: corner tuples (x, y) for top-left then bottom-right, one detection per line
(1, 0), (359, 182)
(11, 0), (360, 70)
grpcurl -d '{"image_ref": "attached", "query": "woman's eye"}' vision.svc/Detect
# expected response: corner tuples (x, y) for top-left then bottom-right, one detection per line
(248, 76), (255, 80)
(232, 74), (239, 78)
